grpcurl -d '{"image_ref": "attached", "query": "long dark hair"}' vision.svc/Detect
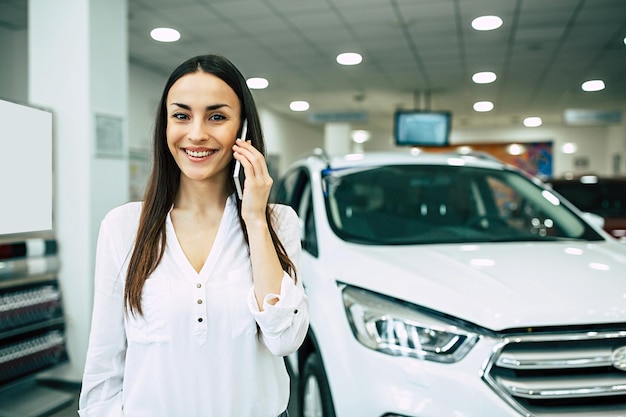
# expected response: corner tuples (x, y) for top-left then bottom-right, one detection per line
(125, 54), (296, 316)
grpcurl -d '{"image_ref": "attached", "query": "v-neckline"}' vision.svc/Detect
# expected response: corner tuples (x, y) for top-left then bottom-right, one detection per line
(166, 194), (236, 280)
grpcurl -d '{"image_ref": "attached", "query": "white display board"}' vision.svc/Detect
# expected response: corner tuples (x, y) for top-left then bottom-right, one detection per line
(0, 99), (53, 235)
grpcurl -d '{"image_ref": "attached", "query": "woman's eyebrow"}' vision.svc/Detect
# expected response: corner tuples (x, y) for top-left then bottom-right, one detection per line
(169, 102), (230, 111)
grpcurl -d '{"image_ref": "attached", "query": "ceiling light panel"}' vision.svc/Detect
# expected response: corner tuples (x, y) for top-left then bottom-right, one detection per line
(472, 72), (497, 84)
(473, 101), (494, 112)
(150, 27), (180, 42)
(581, 80), (605, 92)
(471, 15), (503, 31)
(523, 117), (542, 127)
(247, 78), (269, 89)
(289, 101), (310, 112)
(336, 52), (363, 65)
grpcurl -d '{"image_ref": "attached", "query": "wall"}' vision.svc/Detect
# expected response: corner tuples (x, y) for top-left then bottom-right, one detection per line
(26, 0), (129, 383)
(0, 26), (28, 103)
(607, 122), (626, 176)
(128, 63), (166, 151)
(453, 124), (615, 177)
(364, 120), (626, 178)
(260, 108), (323, 174)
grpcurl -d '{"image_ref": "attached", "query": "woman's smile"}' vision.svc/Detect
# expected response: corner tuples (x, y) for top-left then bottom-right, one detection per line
(182, 147), (217, 160)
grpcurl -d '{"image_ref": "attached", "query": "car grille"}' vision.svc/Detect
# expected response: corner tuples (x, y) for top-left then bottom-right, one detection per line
(483, 329), (626, 417)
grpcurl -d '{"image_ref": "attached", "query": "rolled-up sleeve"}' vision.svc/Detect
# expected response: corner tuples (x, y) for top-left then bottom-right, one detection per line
(78, 211), (128, 417)
(247, 273), (308, 356)
(247, 204), (309, 356)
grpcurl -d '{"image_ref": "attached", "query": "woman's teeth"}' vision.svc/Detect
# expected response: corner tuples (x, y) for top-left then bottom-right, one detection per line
(185, 149), (212, 157)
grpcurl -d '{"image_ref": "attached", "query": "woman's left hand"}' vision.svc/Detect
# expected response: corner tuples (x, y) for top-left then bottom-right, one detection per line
(232, 139), (272, 224)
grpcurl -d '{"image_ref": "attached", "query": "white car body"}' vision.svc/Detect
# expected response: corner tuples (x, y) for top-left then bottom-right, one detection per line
(273, 151), (626, 417)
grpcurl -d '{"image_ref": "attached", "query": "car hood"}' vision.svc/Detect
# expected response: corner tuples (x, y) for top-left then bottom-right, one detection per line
(330, 241), (626, 331)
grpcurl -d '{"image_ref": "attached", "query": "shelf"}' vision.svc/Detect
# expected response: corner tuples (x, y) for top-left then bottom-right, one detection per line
(0, 273), (57, 290)
(0, 234), (68, 404)
(0, 378), (75, 417)
(0, 317), (65, 341)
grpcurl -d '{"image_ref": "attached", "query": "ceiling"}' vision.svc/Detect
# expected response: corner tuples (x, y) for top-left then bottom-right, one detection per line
(2, 0), (626, 138)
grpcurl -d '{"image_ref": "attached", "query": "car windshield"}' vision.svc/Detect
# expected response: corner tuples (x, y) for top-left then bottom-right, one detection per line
(323, 164), (603, 245)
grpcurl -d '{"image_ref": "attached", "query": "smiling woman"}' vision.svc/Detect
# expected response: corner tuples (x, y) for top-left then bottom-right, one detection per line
(78, 55), (309, 417)
(165, 71), (241, 183)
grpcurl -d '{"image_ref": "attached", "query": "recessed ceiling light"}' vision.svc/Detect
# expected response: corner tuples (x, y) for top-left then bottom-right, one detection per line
(472, 71), (497, 84)
(289, 101), (310, 112)
(507, 144), (525, 156)
(246, 77), (269, 89)
(473, 101), (494, 112)
(562, 142), (577, 154)
(471, 15), (503, 31)
(581, 79), (605, 92)
(351, 130), (370, 143)
(150, 27), (180, 42)
(336, 52), (362, 65)
(523, 117), (542, 127)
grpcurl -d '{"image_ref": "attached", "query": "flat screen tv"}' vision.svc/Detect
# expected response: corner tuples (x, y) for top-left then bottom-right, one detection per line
(394, 110), (452, 147)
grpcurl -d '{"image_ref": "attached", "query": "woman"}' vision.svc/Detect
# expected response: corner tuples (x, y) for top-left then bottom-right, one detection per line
(78, 55), (308, 417)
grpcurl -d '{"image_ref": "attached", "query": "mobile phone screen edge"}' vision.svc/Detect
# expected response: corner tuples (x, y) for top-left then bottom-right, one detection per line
(233, 119), (248, 199)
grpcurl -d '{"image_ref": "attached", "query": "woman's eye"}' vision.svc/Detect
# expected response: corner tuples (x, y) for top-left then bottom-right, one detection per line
(209, 114), (226, 121)
(172, 113), (188, 120)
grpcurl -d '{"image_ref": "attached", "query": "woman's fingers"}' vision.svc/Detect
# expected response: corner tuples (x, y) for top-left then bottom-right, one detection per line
(232, 140), (273, 210)
(233, 139), (270, 180)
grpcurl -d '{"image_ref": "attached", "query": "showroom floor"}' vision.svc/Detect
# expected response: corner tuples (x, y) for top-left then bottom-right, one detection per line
(47, 384), (78, 417)
(43, 380), (300, 417)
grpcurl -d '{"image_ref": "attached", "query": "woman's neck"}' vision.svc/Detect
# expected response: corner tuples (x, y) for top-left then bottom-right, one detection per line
(174, 176), (232, 212)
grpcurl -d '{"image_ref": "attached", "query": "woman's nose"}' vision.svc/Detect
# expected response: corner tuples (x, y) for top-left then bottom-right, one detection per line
(188, 119), (209, 141)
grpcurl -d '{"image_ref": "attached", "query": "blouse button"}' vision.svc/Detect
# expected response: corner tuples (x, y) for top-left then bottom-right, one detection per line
(198, 318), (203, 323)
(197, 299), (203, 304)
(196, 283), (201, 288)
(294, 309), (298, 314)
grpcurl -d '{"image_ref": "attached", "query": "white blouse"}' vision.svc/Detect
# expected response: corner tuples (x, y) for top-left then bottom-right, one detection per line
(78, 195), (309, 417)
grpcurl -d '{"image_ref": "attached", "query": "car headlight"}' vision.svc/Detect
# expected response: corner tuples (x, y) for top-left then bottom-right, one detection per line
(342, 284), (479, 363)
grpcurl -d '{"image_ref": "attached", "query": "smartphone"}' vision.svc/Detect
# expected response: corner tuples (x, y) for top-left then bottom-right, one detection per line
(233, 119), (248, 200)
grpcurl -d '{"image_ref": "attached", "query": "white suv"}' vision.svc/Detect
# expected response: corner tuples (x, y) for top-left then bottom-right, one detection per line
(272, 150), (626, 417)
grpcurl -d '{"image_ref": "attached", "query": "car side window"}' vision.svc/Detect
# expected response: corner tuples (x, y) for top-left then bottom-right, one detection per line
(300, 182), (318, 257)
(272, 168), (318, 257)
(272, 169), (301, 207)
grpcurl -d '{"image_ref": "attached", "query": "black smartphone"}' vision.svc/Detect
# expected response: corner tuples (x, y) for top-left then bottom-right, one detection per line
(233, 119), (248, 200)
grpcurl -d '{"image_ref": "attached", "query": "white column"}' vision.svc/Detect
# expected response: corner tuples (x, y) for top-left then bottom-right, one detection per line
(324, 122), (352, 157)
(606, 114), (626, 176)
(29, 0), (129, 382)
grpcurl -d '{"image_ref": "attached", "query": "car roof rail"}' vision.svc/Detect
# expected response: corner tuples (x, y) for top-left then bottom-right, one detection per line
(453, 149), (502, 163)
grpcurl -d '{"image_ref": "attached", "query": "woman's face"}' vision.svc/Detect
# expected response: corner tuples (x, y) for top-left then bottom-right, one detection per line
(166, 71), (242, 184)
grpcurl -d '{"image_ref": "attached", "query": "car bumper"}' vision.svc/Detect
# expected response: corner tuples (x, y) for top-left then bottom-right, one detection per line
(323, 336), (521, 417)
